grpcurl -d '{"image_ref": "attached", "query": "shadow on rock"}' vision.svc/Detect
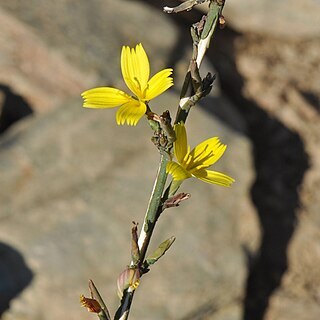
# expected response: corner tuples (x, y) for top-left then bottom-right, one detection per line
(0, 242), (33, 315)
(0, 84), (33, 135)
(207, 27), (309, 320)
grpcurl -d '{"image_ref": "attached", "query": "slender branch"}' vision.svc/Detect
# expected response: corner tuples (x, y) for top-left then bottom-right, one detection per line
(114, 154), (169, 320)
(175, 0), (225, 124)
(137, 154), (169, 259)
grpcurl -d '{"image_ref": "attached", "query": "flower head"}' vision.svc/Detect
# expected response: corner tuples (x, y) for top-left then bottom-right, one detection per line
(166, 122), (235, 187)
(81, 44), (173, 126)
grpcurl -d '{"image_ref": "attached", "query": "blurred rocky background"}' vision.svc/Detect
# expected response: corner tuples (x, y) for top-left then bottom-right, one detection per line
(0, 0), (319, 319)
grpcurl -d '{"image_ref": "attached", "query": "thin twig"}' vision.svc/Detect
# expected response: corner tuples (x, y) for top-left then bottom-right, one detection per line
(114, 154), (169, 320)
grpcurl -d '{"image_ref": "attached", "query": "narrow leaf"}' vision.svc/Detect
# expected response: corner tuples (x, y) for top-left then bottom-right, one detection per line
(145, 236), (176, 267)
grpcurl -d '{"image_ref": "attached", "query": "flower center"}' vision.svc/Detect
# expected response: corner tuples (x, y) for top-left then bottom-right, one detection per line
(133, 77), (148, 100)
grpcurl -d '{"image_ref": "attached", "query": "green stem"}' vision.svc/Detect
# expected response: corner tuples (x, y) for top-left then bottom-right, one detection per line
(138, 153), (169, 258)
(175, 0), (225, 125)
(114, 154), (169, 320)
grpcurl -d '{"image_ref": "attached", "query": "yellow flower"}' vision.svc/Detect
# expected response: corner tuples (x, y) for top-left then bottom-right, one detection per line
(81, 43), (173, 126)
(166, 122), (235, 187)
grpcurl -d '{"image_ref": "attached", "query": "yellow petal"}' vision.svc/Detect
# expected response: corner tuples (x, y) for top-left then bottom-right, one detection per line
(166, 161), (191, 181)
(121, 46), (139, 97)
(82, 87), (131, 108)
(145, 68), (173, 100)
(189, 137), (227, 169)
(135, 44), (150, 88)
(193, 169), (235, 187)
(116, 100), (146, 126)
(121, 44), (150, 98)
(174, 122), (188, 164)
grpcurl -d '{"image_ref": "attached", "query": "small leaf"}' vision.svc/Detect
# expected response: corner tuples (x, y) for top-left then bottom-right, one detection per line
(145, 236), (176, 267)
(88, 280), (111, 320)
(163, 192), (191, 209)
(131, 222), (140, 264)
(163, 0), (203, 13)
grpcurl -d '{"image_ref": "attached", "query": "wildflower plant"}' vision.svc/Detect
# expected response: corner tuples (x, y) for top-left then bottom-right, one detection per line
(82, 44), (173, 126)
(167, 122), (234, 186)
(80, 1), (232, 319)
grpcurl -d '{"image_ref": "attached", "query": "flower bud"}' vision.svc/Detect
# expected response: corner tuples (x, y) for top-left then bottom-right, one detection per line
(117, 267), (140, 299)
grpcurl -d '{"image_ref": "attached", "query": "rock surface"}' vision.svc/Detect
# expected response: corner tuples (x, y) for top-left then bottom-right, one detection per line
(0, 92), (251, 320)
(0, 6), (95, 114)
(0, 1), (253, 320)
(224, 0), (320, 38)
(233, 32), (320, 320)
(1, 0), (319, 319)
(205, 18), (320, 320)
(0, 0), (179, 83)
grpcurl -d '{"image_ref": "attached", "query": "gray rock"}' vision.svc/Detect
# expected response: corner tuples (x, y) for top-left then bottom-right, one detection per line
(224, 0), (320, 38)
(0, 6), (95, 114)
(0, 1), (254, 319)
(0, 93), (252, 320)
(0, 0), (179, 82)
(221, 25), (320, 320)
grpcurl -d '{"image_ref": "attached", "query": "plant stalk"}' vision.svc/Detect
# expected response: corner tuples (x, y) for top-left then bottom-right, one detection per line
(175, 0), (225, 124)
(114, 154), (169, 320)
(114, 1), (226, 318)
